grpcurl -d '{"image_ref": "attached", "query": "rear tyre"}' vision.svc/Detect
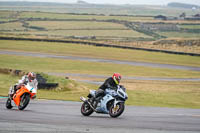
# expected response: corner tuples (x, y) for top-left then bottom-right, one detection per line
(18, 93), (30, 110)
(109, 102), (125, 118)
(81, 101), (94, 116)
(6, 98), (13, 109)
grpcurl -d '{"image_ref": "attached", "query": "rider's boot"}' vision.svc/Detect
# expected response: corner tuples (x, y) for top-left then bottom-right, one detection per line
(9, 85), (18, 100)
(9, 94), (13, 99)
(93, 96), (103, 108)
(8, 86), (14, 99)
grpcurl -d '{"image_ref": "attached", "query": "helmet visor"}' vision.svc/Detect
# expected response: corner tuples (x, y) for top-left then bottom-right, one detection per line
(114, 76), (120, 85)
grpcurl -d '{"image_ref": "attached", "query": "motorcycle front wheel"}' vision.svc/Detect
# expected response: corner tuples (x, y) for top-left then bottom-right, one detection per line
(18, 93), (30, 110)
(81, 101), (94, 116)
(109, 102), (125, 118)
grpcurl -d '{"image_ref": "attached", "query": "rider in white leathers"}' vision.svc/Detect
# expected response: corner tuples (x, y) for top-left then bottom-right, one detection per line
(9, 72), (38, 98)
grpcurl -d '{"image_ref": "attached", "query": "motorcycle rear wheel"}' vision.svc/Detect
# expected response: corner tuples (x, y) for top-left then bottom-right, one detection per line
(81, 101), (94, 116)
(6, 98), (13, 109)
(109, 102), (125, 118)
(18, 93), (30, 110)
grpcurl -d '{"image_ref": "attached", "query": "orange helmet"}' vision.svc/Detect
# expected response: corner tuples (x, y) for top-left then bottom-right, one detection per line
(28, 72), (36, 82)
(112, 73), (121, 85)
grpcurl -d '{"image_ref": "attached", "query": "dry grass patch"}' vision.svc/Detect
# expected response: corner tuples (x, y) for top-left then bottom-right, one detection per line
(123, 80), (200, 91)
(124, 80), (200, 108)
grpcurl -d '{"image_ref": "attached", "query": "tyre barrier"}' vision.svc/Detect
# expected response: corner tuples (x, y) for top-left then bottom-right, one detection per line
(38, 83), (59, 89)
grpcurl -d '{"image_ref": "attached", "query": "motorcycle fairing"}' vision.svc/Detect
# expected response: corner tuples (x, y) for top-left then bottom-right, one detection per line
(96, 94), (114, 114)
(13, 87), (29, 106)
(12, 83), (37, 106)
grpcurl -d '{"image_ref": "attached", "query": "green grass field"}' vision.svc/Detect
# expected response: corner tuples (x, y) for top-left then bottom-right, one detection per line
(178, 24), (200, 29)
(17, 11), (200, 24)
(28, 21), (128, 30)
(16, 11), (200, 23)
(0, 20), (151, 39)
(0, 40), (199, 67)
(1, 54), (199, 78)
(0, 42), (200, 108)
(0, 10), (200, 54)
(0, 22), (25, 31)
(9, 29), (148, 38)
(157, 31), (200, 39)
(127, 89), (200, 108)
(0, 18), (17, 22)
(0, 11), (14, 18)
(0, 45), (199, 109)
(1, 11), (200, 41)
(19, 11), (155, 22)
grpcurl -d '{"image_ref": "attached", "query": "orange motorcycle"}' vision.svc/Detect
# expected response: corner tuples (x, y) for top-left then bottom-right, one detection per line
(6, 83), (37, 110)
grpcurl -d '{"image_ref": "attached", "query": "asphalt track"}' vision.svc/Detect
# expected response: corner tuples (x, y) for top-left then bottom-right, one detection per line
(0, 98), (200, 133)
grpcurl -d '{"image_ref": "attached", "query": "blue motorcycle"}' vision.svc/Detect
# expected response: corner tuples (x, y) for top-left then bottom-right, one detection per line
(80, 85), (128, 118)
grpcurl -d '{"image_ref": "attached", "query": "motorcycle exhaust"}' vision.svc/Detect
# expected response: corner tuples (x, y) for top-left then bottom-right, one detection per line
(80, 96), (98, 112)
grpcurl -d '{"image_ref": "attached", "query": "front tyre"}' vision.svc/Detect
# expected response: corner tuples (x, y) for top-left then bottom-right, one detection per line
(109, 102), (125, 118)
(6, 98), (13, 109)
(18, 93), (30, 110)
(81, 102), (94, 116)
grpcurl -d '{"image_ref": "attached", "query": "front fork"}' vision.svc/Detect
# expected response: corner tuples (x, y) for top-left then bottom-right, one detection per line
(113, 99), (124, 111)
(113, 99), (118, 108)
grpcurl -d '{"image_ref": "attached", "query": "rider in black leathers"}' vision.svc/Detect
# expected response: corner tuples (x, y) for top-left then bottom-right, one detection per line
(90, 73), (122, 107)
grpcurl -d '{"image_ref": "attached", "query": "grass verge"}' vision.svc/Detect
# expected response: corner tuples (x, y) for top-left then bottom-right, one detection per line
(0, 73), (200, 108)
(126, 89), (200, 108)
(0, 54), (200, 78)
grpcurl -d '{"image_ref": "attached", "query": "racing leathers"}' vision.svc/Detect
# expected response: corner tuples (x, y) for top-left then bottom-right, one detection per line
(92, 77), (118, 105)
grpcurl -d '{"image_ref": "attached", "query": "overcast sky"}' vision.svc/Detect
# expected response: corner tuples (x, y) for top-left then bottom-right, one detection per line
(0, 0), (200, 6)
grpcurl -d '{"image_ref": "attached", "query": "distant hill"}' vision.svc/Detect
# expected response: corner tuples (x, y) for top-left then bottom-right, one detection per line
(168, 2), (200, 9)
(0, 1), (199, 16)
(77, 0), (89, 4)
